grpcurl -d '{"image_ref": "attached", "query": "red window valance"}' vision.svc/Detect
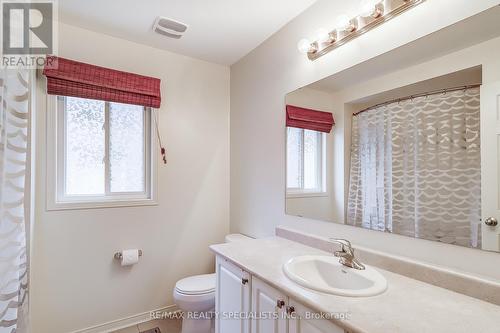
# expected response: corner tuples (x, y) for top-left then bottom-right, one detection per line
(43, 56), (161, 108)
(286, 105), (335, 133)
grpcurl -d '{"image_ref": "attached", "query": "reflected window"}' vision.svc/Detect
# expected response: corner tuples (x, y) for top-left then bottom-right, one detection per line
(286, 127), (326, 195)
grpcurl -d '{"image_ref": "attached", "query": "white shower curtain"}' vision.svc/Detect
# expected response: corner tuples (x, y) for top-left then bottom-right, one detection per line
(348, 88), (481, 248)
(0, 68), (30, 333)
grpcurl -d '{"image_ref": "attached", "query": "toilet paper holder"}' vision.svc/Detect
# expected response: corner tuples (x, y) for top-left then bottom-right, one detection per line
(114, 250), (143, 260)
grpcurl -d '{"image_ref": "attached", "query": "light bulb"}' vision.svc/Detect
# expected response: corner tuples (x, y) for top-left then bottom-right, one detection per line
(297, 38), (312, 54)
(335, 14), (352, 31)
(315, 28), (330, 44)
(359, 0), (382, 18)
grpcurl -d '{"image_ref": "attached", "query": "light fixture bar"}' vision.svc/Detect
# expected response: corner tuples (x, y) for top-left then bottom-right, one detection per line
(307, 0), (425, 61)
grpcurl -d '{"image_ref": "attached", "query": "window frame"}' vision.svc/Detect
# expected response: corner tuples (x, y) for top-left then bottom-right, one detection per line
(286, 127), (327, 198)
(46, 95), (158, 210)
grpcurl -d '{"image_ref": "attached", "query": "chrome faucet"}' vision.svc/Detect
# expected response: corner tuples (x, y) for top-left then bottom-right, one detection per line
(330, 238), (365, 270)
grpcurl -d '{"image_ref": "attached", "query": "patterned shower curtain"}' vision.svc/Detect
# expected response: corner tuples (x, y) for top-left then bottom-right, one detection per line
(347, 88), (481, 248)
(0, 68), (30, 332)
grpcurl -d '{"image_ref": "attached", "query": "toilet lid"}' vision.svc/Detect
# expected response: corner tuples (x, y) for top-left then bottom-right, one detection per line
(175, 273), (216, 295)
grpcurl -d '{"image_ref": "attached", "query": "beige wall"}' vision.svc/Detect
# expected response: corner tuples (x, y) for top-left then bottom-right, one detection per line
(230, 0), (500, 281)
(31, 23), (230, 332)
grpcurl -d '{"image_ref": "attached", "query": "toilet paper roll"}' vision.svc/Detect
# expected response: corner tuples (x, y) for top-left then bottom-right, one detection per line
(121, 249), (140, 266)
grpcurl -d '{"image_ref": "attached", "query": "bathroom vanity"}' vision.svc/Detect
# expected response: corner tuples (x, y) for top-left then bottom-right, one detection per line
(215, 255), (344, 333)
(211, 236), (500, 333)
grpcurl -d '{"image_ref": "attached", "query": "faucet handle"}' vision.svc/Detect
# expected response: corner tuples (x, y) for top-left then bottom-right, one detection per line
(329, 238), (352, 249)
(329, 238), (366, 270)
(329, 238), (355, 258)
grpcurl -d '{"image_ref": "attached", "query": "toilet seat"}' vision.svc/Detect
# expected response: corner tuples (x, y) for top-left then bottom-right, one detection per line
(173, 274), (215, 313)
(175, 273), (216, 295)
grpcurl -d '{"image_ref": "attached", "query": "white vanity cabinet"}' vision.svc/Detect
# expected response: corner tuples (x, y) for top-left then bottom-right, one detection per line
(216, 256), (345, 333)
(288, 300), (344, 333)
(215, 256), (251, 333)
(251, 277), (287, 333)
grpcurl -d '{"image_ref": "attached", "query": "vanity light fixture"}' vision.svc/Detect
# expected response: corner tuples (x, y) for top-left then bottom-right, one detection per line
(298, 0), (425, 61)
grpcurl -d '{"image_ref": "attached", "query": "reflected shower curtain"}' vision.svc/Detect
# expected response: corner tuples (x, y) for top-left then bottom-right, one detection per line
(0, 68), (30, 332)
(347, 88), (481, 248)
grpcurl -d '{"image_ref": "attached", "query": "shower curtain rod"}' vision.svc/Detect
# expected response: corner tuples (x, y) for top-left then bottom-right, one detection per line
(353, 84), (481, 116)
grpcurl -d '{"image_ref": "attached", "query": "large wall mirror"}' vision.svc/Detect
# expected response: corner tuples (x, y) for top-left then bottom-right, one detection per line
(285, 6), (500, 252)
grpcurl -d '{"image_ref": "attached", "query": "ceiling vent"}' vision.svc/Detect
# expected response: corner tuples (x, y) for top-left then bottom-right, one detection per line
(153, 17), (188, 39)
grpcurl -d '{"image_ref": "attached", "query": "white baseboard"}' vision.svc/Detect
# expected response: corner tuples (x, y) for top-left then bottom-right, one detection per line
(69, 305), (180, 333)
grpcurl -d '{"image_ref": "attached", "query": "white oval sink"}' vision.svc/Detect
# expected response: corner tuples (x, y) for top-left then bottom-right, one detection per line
(283, 255), (387, 297)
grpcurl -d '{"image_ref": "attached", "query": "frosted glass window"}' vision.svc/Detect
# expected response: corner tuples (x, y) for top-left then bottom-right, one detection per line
(304, 130), (320, 190)
(287, 127), (302, 189)
(65, 97), (105, 195)
(58, 96), (152, 204)
(110, 102), (145, 192)
(286, 127), (325, 194)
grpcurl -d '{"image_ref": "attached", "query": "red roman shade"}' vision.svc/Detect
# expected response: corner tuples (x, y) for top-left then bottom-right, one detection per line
(43, 56), (161, 108)
(286, 105), (335, 133)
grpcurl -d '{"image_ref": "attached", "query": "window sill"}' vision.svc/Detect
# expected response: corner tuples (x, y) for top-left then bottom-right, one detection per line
(286, 191), (329, 199)
(46, 198), (158, 211)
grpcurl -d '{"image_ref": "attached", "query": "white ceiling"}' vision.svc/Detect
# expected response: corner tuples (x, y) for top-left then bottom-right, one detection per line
(58, 0), (318, 65)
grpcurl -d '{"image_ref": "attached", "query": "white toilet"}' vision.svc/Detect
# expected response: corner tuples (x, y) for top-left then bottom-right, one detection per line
(173, 233), (252, 333)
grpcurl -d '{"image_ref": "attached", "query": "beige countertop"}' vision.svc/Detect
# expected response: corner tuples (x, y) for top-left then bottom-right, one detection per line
(210, 237), (500, 333)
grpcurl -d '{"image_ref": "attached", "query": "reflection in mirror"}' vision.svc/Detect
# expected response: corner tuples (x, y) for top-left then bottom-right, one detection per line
(287, 127), (325, 195)
(285, 99), (334, 222)
(285, 6), (500, 252)
(347, 83), (481, 248)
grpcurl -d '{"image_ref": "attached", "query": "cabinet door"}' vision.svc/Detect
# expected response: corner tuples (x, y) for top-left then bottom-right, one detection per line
(251, 277), (287, 333)
(215, 256), (251, 333)
(287, 299), (345, 333)
(481, 82), (500, 251)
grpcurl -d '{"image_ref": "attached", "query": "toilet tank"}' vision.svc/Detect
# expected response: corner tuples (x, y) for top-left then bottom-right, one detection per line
(225, 233), (252, 243)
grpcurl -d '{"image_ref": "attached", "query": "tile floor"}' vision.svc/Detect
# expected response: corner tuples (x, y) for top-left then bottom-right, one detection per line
(111, 318), (181, 333)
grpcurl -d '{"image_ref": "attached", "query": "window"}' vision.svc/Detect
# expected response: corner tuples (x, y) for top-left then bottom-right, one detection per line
(286, 127), (326, 196)
(47, 96), (157, 209)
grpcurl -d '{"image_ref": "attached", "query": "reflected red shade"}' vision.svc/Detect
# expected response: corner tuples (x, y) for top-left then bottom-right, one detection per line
(286, 105), (334, 133)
